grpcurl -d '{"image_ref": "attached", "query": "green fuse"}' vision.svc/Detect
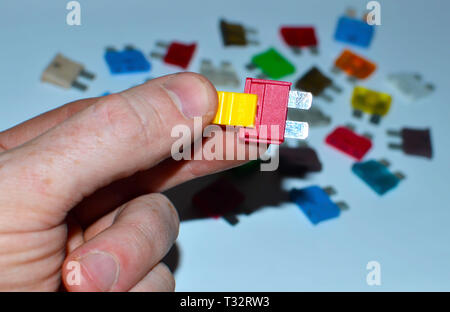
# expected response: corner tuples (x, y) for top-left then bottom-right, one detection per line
(247, 47), (295, 79)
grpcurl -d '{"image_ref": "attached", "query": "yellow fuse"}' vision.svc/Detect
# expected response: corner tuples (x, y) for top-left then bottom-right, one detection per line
(351, 86), (392, 124)
(213, 91), (258, 127)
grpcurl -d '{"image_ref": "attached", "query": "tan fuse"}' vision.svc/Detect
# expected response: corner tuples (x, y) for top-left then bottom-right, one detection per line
(41, 53), (95, 91)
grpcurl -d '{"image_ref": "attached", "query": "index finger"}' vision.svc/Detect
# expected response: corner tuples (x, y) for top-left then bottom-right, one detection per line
(0, 73), (218, 231)
(0, 97), (99, 151)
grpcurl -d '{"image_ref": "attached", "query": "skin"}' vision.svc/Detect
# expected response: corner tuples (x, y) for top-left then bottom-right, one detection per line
(0, 72), (248, 291)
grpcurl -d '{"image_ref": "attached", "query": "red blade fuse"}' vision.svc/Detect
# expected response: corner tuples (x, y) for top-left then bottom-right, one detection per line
(280, 26), (318, 54)
(150, 41), (197, 69)
(239, 78), (312, 145)
(325, 125), (372, 160)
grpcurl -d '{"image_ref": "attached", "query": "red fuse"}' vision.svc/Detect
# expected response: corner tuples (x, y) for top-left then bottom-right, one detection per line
(239, 78), (311, 145)
(151, 41), (197, 69)
(280, 26), (318, 54)
(325, 126), (372, 160)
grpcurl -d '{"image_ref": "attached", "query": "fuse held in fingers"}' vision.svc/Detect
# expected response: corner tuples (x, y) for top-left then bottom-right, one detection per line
(239, 78), (311, 145)
(213, 78), (312, 145)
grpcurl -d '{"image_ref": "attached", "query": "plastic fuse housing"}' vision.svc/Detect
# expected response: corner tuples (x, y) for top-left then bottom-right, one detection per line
(401, 128), (432, 157)
(387, 128), (433, 158)
(239, 78), (307, 145)
(352, 160), (402, 195)
(280, 26), (318, 48)
(334, 49), (376, 79)
(213, 91), (258, 127)
(334, 16), (374, 48)
(290, 186), (340, 225)
(151, 41), (196, 69)
(250, 48), (295, 79)
(41, 53), (95, 91)
(387, 73), (434, 101)
(212, 78), (311, 144)
(351, 86), (392, 123)
(296, 66), (332, 96)
(104, 46), (151, 74)
(219, 19), (258, 46)
(200, 60), (240, 87)
(325, 126), (372, 160)
(164, 42), (196, 69)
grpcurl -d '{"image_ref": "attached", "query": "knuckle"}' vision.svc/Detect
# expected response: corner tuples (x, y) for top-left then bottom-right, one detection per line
(120, 194), (179, 257)
(138, 193), (179, 239)
(120, 84), (179, 147)
(92, 93), (152, 148)
(149, 193), (180, 237)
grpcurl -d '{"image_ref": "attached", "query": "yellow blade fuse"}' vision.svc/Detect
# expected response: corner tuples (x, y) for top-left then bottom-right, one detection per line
(213, 91), (258, 127)
(351, 86), (392, 124)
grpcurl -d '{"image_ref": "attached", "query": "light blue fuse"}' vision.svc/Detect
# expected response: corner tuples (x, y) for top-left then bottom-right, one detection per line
(334, 16), (374, 48)
(352, 159), (405, 195)
(104, 46), (151, 74)
(289, 186), (347, 225)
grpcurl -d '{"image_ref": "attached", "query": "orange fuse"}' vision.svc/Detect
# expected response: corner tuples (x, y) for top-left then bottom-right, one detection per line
(333, 49), (376, 80)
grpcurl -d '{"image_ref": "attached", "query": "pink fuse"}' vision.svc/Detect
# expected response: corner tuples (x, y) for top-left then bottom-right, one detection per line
(239, 78), (312, 145)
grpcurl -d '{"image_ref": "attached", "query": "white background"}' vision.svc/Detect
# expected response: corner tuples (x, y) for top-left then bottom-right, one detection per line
(0, 0), (449, 291)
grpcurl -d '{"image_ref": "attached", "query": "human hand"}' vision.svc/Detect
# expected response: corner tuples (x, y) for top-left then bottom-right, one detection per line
(0, 73), (245, 291)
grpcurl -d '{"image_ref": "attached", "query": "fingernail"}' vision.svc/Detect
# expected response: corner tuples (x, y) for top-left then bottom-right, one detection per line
(163, 73), (212, 119)
(79, 251), (119, 291)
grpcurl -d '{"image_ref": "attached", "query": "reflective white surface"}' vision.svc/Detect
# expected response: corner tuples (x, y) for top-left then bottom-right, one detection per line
(0, 0), (449, 291)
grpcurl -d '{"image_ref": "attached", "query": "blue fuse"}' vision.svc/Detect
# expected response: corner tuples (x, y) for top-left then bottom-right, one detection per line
(334, 11), (375, 48)
(352, 159), (405, 195)
(289, 186), (348, 225)
(104, 45), (151, 74)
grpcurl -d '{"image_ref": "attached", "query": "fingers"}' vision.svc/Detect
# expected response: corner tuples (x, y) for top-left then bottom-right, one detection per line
(0, 73), (217, 230)
(74, 129), (252, 226)
(129, 263), (175, 292)
(0, 97), (99, 151)
(63, 193), (179, 292)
